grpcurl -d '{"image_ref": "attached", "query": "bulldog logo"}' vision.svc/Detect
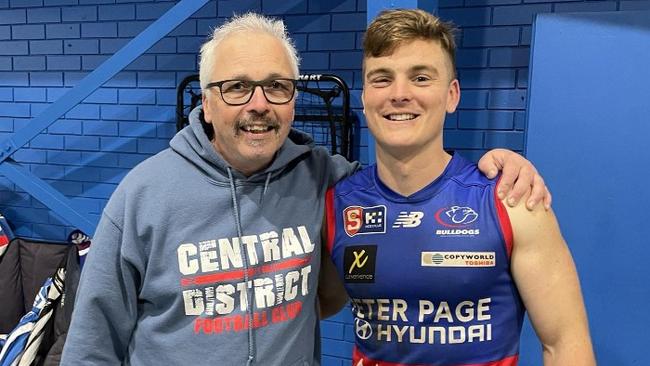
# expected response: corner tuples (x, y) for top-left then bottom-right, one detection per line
(435, 206), (479, 227)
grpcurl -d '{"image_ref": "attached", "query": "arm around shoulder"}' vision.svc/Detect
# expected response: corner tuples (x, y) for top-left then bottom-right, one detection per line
(504, 193), (596, 366)
(326, 153), (361, 187)
(480, 149), (552, 210)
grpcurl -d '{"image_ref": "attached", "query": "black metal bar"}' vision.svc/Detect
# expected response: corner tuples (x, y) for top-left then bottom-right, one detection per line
(176, 73), (354, 160)
(176, 74), (200, 132)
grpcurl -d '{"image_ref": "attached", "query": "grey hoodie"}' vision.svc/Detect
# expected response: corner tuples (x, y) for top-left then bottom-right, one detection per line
(61, 107), (357, 365)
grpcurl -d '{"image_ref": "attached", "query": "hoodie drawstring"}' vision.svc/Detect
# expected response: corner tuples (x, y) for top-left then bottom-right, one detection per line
(227, 167), (255, 366)
(261, 172), (271, 203)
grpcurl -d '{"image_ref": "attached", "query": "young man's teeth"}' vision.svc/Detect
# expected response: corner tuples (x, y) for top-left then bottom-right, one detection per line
(388, 113), (416, 121)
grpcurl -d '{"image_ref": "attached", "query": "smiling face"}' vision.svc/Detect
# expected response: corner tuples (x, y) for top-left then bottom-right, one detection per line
(202, 31), (295, 176)
(362, 39), (460, 157)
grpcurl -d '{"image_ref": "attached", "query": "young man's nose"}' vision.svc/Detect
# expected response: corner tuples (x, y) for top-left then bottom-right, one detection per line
(389, 79), (413, 103)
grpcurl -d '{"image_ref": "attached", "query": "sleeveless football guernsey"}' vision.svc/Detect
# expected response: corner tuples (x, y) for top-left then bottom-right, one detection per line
(325, 154), (524, 366)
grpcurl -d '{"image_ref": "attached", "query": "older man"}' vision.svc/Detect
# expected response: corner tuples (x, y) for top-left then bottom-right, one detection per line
(61, 13), (548, 365)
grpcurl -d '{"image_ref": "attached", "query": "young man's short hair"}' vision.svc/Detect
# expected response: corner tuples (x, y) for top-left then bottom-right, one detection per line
(363, 9), (458, 78)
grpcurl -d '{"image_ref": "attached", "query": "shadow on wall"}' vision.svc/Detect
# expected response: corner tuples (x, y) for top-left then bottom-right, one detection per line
(0, 0), (367, 241)
(0, 97), (175, 241)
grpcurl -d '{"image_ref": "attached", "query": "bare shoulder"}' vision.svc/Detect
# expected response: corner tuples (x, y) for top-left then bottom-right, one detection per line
(500, 186), (596, 365)
(501, 189), (562, 250)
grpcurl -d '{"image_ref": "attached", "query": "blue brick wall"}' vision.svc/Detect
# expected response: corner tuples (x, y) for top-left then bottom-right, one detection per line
(438, 0), (646, 161)
(0, 1), (204, 241)
(0, 0), (368, 243)
(1, 0), (647, 363)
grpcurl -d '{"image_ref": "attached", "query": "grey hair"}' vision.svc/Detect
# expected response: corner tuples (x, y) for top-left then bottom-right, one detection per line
(199, 12), (300, 92)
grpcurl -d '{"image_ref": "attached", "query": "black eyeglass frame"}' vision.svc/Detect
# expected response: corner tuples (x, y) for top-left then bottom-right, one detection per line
(205, 78), (298, 106)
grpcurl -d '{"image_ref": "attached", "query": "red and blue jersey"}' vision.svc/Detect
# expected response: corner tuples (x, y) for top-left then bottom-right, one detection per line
(325, 154), (524, 366)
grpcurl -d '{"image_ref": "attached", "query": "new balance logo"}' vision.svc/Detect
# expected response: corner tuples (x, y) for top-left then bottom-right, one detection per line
(392, 211), (424, 228)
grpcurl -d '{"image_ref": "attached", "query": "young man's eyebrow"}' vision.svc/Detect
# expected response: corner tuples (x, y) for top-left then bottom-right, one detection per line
(410, 65), (439, 76)
(365, 68), (393, 79)
(365, 65), (441, 80)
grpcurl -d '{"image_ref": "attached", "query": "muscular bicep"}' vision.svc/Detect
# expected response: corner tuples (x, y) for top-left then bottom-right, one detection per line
(506, 200), (595, 364)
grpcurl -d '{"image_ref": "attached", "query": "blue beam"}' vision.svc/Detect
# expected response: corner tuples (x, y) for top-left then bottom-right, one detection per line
(366, 0), (439, 18)
(0, 0), (209, 236)
(418, 0), (439, 14)
(0, 160), (98, 236)
(0, 0), (209, 162)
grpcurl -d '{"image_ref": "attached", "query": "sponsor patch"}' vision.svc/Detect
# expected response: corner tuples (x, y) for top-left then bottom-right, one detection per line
(434, 205), (480, 237)
(344, 245), (377, 283)
(435, 228), (481, 237)
(434, 206), (478, 227)
(392, 211), (424, 228)
(343, 205), (386, 237)
(355, 318), (373, 340)
(421, 251), (496, 267)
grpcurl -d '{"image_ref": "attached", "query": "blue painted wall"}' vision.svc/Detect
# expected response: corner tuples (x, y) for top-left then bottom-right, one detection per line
(1, 0), (649, 364)
(439, 0), (650, 162)
(524, 11), (650, 366)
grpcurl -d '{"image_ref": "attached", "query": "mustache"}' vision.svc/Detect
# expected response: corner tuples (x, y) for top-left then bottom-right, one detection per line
(234, 115), (281, 132)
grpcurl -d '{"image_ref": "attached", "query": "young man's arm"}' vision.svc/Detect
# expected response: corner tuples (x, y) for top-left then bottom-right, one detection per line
(480, 149), (552, 210)
(318, 242), (349, 318)
(317, 213), (349, 319)
(505, 193), (596, 365)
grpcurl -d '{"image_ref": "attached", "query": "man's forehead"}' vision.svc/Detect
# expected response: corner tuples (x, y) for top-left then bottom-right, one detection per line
(366, 39), (444, 58)
(224, 72), (288, 81)
(212, 31), (293, 79)
(363, 40), (450, 76)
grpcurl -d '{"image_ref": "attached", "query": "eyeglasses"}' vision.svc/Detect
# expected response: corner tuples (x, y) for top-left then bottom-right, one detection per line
(206, 78), (298, 106)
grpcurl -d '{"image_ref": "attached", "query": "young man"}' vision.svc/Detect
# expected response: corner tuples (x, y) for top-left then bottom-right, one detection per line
(61, 13), (549, 365)
(323, 9), (595, 366)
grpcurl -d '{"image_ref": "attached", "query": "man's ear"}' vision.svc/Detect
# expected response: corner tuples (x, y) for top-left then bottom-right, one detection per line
(200, 92), (215, 139)
(446, 79), (461, 114)
(201, 93), (210, 122)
